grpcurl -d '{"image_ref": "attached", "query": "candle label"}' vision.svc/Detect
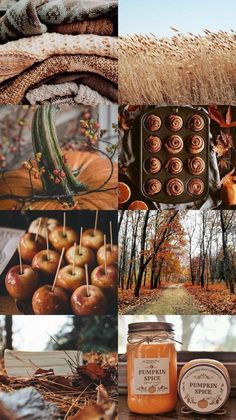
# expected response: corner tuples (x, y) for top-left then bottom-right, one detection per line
(179, 365), (228, 413)
(133, 357), (170, 395)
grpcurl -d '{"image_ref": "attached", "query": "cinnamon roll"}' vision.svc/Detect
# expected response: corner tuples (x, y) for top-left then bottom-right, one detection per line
(188, 114), (205, 132)
(187, 178), (205, 196)
(166, 178), (184, 196)
(188, 135), (204, 154)
(144, 178), (162, 195)
(145, 114), (162, 131)
(166, 157), (183, 175)
(145, 157), (162, 174)
(165, 135), (183, 154)
(144, 136), (162, 153)
(188, 157), (205, 175)
(166, 115), (183, 132)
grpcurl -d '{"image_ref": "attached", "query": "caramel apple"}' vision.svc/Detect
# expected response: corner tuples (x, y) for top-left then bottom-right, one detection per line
(97, 244), (118, 266)
(71, 285), (107, 315)
(81, 228), (104, 250)
(29, 218), (60, 238)
(49, 226), (79, 252)
(20, 233), (46, 263)
(5, 265), (38, 300)
(32, 250), (62, 279)
(91, 264), (117, 292)
(66, 245), (95, 268)
(32, 285), (69, 315)
(57, 265), (86, 292)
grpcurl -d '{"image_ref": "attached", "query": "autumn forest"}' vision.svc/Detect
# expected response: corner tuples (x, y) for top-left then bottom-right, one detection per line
(118, 210), (236, 315)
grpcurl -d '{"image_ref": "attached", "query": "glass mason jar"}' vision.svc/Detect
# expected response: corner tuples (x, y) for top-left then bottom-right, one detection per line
(127, 322), (178, 415)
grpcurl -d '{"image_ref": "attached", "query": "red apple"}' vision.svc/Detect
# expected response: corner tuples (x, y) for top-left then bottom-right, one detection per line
(71, 285), (107, 315)
(91, 264), (117, 292)
(49, 226), (79, 252)
(57, 265), (86, 292)
(82, 229), (104, 250)
(20, 233), (46, 263)
(5, 265), (38, 300)
(32, 250), (62, 279)
(32, 285), (69, 315)
(65, 245), (95, 268)
(97, 244), (118, 266)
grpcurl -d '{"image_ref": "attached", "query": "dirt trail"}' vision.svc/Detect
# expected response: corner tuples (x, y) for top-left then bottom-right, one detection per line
(126, 284), (204, 315)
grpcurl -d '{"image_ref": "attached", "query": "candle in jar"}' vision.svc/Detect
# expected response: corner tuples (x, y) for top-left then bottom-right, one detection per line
(127, 322), (178, 415)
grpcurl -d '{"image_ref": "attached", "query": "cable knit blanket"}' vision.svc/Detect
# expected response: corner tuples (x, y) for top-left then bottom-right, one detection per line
(45, 73), (118, 101)
(0, 54), (117, 104)
(26, 82), (113, 104)
(0, 0), (118, 43)
(0, 33), (118, 82)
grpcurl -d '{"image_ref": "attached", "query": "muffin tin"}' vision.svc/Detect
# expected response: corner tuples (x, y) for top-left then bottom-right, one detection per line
(140, 107), (210, 204)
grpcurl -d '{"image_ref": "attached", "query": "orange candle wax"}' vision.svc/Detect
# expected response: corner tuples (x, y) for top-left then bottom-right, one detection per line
(127, 322), (177, 415)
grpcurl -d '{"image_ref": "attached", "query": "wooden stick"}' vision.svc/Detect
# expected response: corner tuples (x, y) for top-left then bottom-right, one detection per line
(79, 227), (83, 255)
(85, 264), (90, 296)
(35, 217), (42, 242)
(104, 234), (107, 274)
(63, 212), (66, 237)
(18, 243), (23, 275)
(52, 248), (65, 292)
(46, 228), (50, 261)
(93, 210), (98, 236)
(72, 242), (76, 275)
(109, 221), (113, 251)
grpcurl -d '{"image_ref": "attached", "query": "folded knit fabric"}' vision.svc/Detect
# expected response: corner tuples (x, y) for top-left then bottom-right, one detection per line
(0, 54), (117, 104)
(0, 0), (118, 43)
(49, 73), (118, 102)
(0, 33), (118, 83)
(49, 16), (114, 35)
(26, 82), (113, 105)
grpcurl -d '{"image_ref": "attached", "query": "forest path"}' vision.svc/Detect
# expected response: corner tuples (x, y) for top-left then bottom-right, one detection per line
(126, 284), (204, 315)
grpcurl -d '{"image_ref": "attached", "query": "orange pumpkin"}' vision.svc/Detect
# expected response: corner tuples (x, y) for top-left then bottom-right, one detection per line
(0, 150), (118, 210)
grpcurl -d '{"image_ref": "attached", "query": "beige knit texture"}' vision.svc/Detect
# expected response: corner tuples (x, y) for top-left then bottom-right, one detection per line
(26, 82), (113, 105)
(0, 33), (118, 83)
(0, 54), (117, 104)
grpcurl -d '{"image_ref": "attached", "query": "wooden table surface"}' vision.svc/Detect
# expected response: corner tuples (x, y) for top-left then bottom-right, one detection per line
(119, 396), (236, 419)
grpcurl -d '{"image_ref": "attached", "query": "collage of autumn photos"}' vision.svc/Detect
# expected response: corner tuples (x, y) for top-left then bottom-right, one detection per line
(0, 0), (235, 419)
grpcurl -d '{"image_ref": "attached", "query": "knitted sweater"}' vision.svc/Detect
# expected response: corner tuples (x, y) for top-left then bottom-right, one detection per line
(0, 54), (117, 104)
(0, 0), (118, 43)
(0, 33), (118, 82)
(26, 82), (113, 105)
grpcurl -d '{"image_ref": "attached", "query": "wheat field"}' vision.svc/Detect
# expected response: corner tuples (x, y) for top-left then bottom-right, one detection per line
(119, 30), (236, 104)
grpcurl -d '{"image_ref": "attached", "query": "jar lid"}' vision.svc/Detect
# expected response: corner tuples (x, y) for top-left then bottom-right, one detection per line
(128, 322), (174, 333)
(178, 360), (230, 414)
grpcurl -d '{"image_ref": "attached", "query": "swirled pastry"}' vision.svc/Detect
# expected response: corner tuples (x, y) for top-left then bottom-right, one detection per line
(144, 136), (162, 153)
(188, 135), (204, 154)
(144, 178), (162, 195)
(165, 135), (183, 154)
(188, 157), (205, 175)
(166, 114), (183, 132)
(145, 114), (162, 131)
(145, 157), (162, 174)
(166, 157), (183, 175)
(188, 114), (205, 132)
(187, 178), (205, 196)
(166, 178), (184, 196)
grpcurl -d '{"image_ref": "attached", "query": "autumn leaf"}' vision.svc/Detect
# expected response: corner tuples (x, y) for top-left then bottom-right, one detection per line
(213, 131), (233, 157)
(218, 158), (230, 170)
(77, 363), (106, 381)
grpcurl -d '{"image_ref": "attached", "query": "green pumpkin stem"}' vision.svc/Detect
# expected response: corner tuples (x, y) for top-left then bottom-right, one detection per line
(32, 105), (86, 203)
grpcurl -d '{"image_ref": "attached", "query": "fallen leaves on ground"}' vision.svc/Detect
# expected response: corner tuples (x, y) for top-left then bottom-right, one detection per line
(184, 283), (236, 314)
(119, 287), (162, 314)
